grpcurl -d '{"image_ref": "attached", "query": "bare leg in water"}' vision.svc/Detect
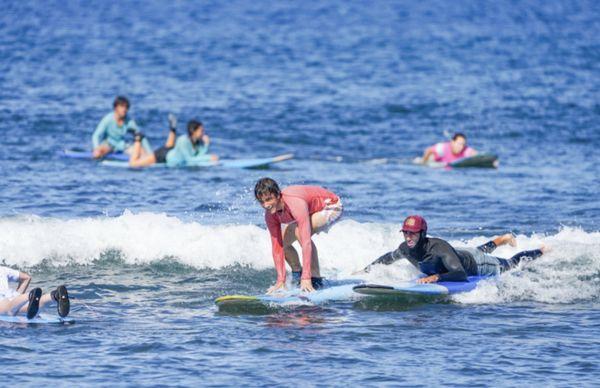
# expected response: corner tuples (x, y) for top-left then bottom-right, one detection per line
(129, 131), (176, 168)
(0, 292), (53, 316)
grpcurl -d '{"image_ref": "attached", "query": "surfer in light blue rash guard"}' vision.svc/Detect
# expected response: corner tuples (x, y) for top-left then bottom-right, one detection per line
(0, 265), (70, 319)
(128, 116), (218, 168)
(92, 96), (152, 159)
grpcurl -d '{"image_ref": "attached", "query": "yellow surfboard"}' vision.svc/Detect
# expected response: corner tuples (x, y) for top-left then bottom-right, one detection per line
(215, 295), (260, 304)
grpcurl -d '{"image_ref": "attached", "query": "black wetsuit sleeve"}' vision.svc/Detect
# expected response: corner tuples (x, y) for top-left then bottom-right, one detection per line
(364, 248), (404, 272)
(433, 242), (468, 281)
(477, 240), (497, 254)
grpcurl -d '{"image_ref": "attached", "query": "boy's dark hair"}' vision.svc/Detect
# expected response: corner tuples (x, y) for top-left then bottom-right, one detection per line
(254, 178), (281, 201)
(113, 96), (130, 109)
(187, 120), (203, 137)
(452, 132), (467, 141)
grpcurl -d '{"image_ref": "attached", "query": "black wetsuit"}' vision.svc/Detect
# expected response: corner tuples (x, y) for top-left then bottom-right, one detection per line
(368, 237), (543, 281)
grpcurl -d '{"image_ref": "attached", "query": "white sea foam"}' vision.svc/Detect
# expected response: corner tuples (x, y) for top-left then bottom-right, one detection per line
(452, 228), (600, 304)
(0, 212), (598, 303)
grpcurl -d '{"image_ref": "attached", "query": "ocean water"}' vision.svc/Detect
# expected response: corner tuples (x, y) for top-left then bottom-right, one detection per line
(1, 0), (599, 386)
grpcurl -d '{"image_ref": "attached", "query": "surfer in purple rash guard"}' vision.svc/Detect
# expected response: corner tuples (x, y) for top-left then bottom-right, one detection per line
(361, 215), (548, 283)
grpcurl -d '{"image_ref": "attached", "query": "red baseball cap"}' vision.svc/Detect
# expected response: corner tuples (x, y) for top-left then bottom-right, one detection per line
(401, 215), (427, 233)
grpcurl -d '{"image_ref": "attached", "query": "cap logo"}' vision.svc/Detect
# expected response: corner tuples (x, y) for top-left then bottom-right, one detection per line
(406, 218), (416, 226)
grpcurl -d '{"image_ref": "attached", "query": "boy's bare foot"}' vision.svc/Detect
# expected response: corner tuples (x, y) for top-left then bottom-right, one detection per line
(505, 233), (517, 247)
(494, 233), (517, 247)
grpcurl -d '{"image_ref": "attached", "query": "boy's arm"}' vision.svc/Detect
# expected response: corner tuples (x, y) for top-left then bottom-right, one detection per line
(16, 271), (31, 294)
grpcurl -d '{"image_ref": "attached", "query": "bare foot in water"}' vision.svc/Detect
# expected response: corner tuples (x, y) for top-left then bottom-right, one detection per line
(505, 233), (517, 247)
(494, 233), (517, 247)
(540, 244), (551, 254)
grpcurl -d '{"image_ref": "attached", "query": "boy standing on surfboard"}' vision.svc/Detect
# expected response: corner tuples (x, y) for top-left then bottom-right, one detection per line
(418, 133), (478, 165)
(92, 96), (152, 159)
(360, 215), (548, 282)
(0, 265), (70, 319)
(255, 178), (343, 293)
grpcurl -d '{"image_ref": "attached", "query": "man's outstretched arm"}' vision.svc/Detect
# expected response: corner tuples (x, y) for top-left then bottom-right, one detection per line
(358, 249), (404, 274)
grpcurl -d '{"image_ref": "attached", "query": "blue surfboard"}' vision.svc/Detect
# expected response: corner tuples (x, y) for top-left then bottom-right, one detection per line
(353, 276), (493, 296)
(101, 153), (294, 170)
(0, 314), (74, 324)
(59, 148), (130, 161)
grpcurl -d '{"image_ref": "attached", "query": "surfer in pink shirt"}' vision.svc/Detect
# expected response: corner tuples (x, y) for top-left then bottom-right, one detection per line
(254, 178), (343, 293)
(421, 133), (478, 164)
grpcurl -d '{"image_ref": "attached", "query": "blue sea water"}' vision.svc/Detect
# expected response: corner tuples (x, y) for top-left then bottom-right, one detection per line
(0, 0), (599, 386)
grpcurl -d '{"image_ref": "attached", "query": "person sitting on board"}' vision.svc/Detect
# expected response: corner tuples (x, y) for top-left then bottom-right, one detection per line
(0, 265), (70, 319)
(419, 132), (478, 165)
(128, 116), (218, 168)
(92, 96), (152, 159)
(255, 178), (343, 293)
(359, 215), (548, 283)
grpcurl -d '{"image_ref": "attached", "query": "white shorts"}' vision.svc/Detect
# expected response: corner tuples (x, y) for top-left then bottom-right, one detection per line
(314, 198), (343, 233)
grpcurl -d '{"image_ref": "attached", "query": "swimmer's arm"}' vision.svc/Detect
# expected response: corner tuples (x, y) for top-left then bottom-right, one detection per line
(126, 119), (139, 133)
(92, 115), (109, 149)
(266, 214), (286, 284)
(202, 134), (210, 148)
(183, 140), (214, 164)
(421, 146), (435, 163)
(16, 272), (31, 294)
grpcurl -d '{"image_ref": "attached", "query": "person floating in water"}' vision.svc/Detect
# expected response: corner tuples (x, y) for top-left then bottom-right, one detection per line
(418, 132), (478, 165)
(255, 178), (343, 293)
(92, 96), (152, 159)
(0, 265), (70, 319)
(128, 115), (218, 168)
(360, 215), (548, 283)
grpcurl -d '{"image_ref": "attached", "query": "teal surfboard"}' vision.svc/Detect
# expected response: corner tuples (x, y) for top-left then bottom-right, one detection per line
(101, 153), (294, 169)
(215, 282), (359, 312)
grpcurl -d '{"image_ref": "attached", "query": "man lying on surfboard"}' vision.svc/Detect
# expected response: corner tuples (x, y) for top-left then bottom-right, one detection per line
(0, 265), (70, 319)
(255, 178), (343, 293)
(417, 132), (478, 165)
(92, 96), (152, 159)
(128, 115), (218, 168)
(361, 215), (548, 283)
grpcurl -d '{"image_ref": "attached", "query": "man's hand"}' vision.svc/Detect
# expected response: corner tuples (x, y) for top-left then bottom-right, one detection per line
(416, 274), (440, 284)
(300, 279), (315, 293)
(267, 281), (286, 294)
(92, 144), (112, 159)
